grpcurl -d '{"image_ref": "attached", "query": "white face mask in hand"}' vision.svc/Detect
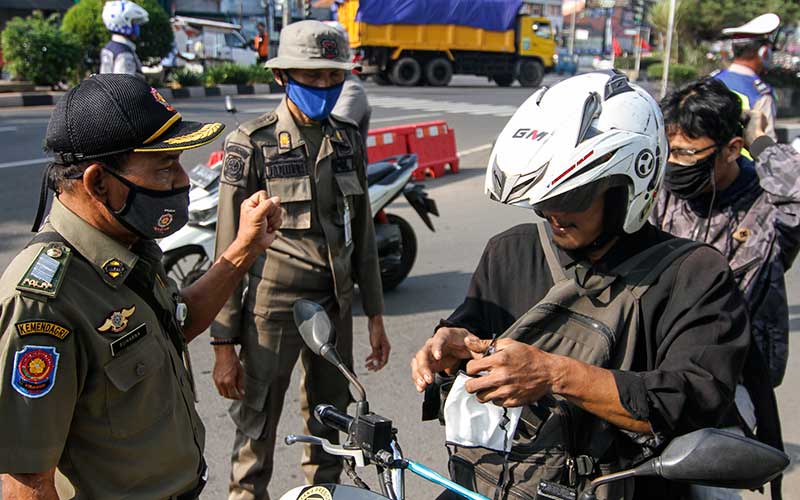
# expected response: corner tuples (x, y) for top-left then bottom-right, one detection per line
(444, 372), (523, 453)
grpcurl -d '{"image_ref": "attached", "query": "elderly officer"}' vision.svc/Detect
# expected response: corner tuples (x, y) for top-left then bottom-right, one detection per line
(713, 13), (782, 141)
(211, 20), (390, 499)
(0, 74), (282, 499)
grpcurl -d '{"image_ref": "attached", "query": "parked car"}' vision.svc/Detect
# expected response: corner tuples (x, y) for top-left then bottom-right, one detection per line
(554, 48), (578, 75)
(172, 16), (257, 67)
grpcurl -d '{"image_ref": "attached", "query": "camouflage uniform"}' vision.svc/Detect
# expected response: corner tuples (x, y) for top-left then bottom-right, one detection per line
(651, 139), (800, 386)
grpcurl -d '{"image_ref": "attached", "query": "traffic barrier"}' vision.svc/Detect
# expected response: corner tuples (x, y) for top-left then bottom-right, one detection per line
(366, 126), (409, 164)
(406, 121), (459, 180)
(366, 121), (458, 180)
(207, 150), (224, 166)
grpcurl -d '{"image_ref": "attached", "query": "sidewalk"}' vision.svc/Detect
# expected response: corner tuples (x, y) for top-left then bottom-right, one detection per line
(0, 83), (280, 108)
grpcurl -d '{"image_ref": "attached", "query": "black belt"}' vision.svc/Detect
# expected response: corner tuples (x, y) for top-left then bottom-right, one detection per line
(173, 463), (208, 500)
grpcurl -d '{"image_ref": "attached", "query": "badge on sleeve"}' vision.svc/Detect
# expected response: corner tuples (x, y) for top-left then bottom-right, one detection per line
(11, 345), (60, 398)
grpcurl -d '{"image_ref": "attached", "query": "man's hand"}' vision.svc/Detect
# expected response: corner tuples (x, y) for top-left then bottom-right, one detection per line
(743, 109), (768, 148)
(235, 191), (282, 254)
(410, 327), (481, 393)
(213, 344), (244, 400)
(365, 315), (390, 372)
(463, 338), (556, 407)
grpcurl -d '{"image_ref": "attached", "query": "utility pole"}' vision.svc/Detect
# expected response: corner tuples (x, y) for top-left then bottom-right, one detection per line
(282, 0), (291, 29)
(568, 3), (577, 56)
(660, 0), (676, 98)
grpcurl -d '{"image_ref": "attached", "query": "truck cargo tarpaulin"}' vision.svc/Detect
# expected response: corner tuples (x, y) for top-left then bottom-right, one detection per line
(355, 0), (523, 32)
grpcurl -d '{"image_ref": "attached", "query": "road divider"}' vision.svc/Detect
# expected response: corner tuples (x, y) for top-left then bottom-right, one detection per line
(0, 158), (49, 170)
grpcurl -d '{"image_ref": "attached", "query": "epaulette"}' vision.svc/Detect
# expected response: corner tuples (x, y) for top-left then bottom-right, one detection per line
(16, 242), (72, 301)
(329, 113), (359, 129)
(240, 113), (278, 136)
(754, 78), (772, 96)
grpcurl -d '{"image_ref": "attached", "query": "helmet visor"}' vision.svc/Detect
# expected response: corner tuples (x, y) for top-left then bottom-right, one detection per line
(533, 175), (629, 214)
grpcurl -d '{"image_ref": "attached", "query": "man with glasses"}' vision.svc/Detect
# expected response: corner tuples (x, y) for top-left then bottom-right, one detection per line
(652, 76), (799, 499)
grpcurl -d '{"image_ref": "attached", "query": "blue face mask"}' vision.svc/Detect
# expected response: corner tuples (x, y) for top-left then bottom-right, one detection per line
(285, 76), (344, 121)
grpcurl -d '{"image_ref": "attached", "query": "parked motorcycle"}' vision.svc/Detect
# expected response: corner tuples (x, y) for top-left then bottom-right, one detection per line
(279, 299), (790, 500)
(161, 149), (438, 291)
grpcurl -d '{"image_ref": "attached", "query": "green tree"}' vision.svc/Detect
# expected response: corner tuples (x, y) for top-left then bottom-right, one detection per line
(648, 0), (691, 63)
(62, 0), (173, 70)
(1, 11), (83, 87)
(683, 0), (800, 42)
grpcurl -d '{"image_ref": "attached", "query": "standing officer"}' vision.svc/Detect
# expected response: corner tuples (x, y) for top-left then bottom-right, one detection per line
(713, 13), (781, 141)
(100, 0), (149, 77)
(0, 74), (282, 499)
(211, 20), (390, 500)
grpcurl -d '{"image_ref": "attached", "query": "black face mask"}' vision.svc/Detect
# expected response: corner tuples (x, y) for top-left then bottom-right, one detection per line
(664, 150), (718, 200)
(104, 167), (190, 240)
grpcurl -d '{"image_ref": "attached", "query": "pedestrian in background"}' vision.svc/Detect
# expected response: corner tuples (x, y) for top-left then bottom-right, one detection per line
(212, 20), (390, 500)
(254, 22), (270, 64)
(713, 13), (782, 141)
(100, 0), (150, 77)
(0, 74), (282, 499)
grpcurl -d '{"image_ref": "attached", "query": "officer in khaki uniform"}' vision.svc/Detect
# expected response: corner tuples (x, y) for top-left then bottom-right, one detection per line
(211, 20), (390, 500)
(0, 74), (282, 499)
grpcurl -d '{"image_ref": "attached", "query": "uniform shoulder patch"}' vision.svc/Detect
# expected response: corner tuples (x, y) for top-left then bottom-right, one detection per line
(240, 113), (278, 136)
(11, 345), (60, 398)
(754, 78), (772, 96)
(223, 143), (252, 185)
(16, 320), (71, 340)
(16, 244), (72, 299)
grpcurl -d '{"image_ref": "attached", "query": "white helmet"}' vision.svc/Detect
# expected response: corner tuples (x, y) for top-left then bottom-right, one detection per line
(486, 71), (667, 235)
(103, 0), (149, 37)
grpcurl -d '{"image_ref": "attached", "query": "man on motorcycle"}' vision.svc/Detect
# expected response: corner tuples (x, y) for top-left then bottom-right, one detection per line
(212, 20), (390, 500)
(100, 0), (149, 77)
(411, 72), (752, 500)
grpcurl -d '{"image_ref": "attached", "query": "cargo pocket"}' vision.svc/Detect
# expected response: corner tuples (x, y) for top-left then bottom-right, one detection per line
(267, 176), (313, 229)
(104, 333), (172, 439)
(333, 171), (364, 227)
(230, 373), (271, 440)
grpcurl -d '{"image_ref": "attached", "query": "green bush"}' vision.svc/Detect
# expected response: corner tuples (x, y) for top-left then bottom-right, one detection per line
(249, 65), (274, 84)
(646, 63), (699, 86)
(205, 63), (251, 86)
(1, 12), (83, 87)
(61, 0), (173, 70)
(615, 55), (662, 71)
(172, 67), (203, 87)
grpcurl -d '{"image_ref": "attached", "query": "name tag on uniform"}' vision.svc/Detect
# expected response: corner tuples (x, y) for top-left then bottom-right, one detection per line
(110, 323), (148, 357)
(344, 199), (353, 247)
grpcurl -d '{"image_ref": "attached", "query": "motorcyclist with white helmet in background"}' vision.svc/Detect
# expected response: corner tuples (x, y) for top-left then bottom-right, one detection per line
(100, 0), (149, 77)
(411, 71), (763, 499)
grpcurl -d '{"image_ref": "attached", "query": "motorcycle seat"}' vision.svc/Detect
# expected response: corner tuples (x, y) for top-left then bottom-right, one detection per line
(367, 161), (399, 186)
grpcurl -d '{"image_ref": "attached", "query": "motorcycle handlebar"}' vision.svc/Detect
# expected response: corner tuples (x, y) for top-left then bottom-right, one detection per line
(315, 404), (354, 435)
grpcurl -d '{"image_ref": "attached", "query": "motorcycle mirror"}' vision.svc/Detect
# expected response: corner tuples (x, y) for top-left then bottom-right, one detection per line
(225, 95), (237, 113)
(292, 299), (368, 410)
(293, 299), (336, 358)
(579, 429), (789, 500)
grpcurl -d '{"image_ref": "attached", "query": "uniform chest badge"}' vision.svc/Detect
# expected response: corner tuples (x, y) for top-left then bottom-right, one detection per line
(299, 485), (333, 500)
(11, 345), (60, 398)
(102, 259), (128, 280)
(98, 306), (136, 334)
(733, 227), (751, 242)
(279, 131), (292, 151)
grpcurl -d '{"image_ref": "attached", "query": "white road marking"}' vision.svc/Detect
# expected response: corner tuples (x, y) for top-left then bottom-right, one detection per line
(457, 143), (493, 158)
(370, 112), (440, 124)
(0, 126), (18, 132)
(367, 96), (517, 117)
(0, 157), (49, 169)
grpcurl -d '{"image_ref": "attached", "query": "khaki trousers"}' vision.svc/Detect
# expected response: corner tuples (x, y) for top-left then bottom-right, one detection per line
(228, 306), (353, 500)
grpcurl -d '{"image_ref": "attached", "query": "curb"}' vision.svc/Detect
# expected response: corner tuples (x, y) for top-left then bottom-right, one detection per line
(0, 83), (283, 108)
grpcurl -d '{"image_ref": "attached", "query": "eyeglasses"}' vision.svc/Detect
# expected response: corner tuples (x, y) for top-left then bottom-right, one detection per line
(668, 143), (721, 166)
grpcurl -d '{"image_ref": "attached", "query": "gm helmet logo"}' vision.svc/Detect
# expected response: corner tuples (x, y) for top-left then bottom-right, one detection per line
(634, 149), (655, 178)
(512, 128), (549, 142)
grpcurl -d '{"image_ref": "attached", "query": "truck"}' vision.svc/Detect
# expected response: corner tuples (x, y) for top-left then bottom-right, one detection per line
(336, 0), (556, 87)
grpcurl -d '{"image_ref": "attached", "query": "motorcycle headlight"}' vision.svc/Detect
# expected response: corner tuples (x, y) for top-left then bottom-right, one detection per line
(189, 206), (216, 225)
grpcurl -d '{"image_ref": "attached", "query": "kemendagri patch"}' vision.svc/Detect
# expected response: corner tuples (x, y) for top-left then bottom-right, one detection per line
(11, 345), (60, 398)
(15, 320), (71, 340)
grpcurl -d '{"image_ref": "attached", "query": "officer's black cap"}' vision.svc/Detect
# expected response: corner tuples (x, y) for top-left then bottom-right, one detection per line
(45, 74), (224, 165)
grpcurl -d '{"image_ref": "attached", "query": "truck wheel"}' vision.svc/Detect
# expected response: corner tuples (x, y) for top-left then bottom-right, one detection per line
(373, 73), (391, 86)
(424, 58), (453, 87)
(390, 57), (422, 86)
(492, 74), (514, 87)
(516, 59), (544, 88)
